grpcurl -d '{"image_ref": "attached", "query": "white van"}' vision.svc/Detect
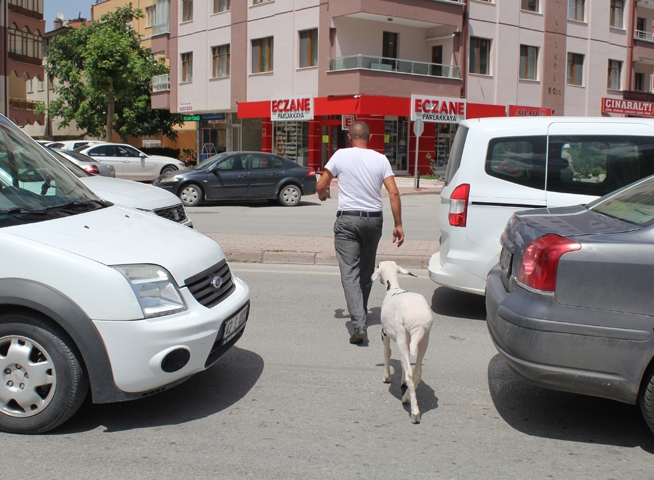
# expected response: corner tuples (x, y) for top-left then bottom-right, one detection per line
(0, 116), (249, 433)
(429, 116), (654, 295)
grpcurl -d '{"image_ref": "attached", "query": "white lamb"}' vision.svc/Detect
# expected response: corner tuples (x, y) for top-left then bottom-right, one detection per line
(372, 261), (434, 424)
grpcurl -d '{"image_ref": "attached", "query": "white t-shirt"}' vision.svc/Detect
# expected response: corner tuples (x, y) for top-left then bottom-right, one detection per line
(324, 147), (394, 212)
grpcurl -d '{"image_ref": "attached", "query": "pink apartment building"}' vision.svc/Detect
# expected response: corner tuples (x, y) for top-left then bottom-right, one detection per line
(151, 0), (654, 174)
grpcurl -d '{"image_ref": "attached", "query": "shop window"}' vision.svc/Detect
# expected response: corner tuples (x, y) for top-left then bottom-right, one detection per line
(252, 37), (274, 73)
(274, 122), (309, 165)
(181, 52), (193, 82)
(485, 136), (546, 190)
(214, 0), (230, 13)
(384, 118), (409, 171)
(182, 0), (193, 22)
(521, 0), (538, 12)
(610, 0), (624, 28)
(469, 37), (490, 75)
(607, 59), (621, 90)
(212, 45), (230, 78)
(567, 53), (584, 86)
(299, 29), (317, 68)
(569, 0), (584, 22)
(519, 45), (538, 80)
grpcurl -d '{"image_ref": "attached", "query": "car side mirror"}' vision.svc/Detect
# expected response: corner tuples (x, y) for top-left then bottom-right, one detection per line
(139, 153), (146, 159)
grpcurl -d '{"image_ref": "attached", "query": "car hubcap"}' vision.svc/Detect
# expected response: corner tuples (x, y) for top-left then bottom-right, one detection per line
(283, 188), (299, 205)
(182, 187), (198, 205)
(0, 336), (56, 417)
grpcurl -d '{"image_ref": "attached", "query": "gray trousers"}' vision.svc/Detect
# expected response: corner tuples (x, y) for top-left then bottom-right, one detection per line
(334, 215), (383, 329)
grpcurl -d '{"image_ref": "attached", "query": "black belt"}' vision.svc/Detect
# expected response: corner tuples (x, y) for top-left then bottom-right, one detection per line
(337, 210), (382, 217)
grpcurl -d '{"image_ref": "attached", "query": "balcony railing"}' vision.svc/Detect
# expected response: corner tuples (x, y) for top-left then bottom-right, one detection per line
(152, 74), (170, 92)
(635, 30), (654, 42)
(152, 23), (170, 36)
(9, 98), (43, 111)
(328, 55), (461, 79)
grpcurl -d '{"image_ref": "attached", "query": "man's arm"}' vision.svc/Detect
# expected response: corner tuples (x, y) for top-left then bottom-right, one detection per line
(316, 169), (334, 202)
(383, 176), (404, 247)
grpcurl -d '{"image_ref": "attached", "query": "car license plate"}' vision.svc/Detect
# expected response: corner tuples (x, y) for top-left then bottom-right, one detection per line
(500, 248), (512, 278)
(223, 305), (249, 341)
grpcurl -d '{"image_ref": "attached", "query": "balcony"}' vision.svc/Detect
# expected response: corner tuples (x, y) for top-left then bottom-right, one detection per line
(635, 30), (654, 42)
(152, 74), (170, 92)
(329, 55), (461, 79)
(152, 23), (170, 36)
(9, 98), (43, 111)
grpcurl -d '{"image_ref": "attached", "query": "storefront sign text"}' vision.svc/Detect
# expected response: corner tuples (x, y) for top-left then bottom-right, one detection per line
(410, 95), (465, 123)
(271, 95), (314, 121)
(183, 115), (200, 121)
(602, 98), (654, 116)
(509, 106), (552, 116)
(179, 102), (193, 112)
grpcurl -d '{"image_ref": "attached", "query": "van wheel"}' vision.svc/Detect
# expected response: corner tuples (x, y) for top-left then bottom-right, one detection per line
(278, 185), (301, 206)
(0, 313), (88, 434)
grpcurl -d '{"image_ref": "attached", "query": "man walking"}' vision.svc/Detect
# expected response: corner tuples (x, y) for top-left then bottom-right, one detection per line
(316, 121), (404, 344)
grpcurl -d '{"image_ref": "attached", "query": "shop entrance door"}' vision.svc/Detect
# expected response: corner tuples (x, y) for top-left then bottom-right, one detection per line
(320, 120), (349, 169)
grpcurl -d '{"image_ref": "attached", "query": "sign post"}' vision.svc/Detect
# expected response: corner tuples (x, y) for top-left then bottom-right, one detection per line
(413, 118), (424, 189)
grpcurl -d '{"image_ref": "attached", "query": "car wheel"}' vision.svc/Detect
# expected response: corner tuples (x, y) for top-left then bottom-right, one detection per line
(180, 183), (203, 207)
(278, 185), (301, 207)
(0, 312), (88, 434)
(160, 165), (178, 175)
(640, 369), (654, 433)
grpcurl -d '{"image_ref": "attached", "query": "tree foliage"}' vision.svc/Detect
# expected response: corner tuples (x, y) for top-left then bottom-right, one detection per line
(42, 4), (183, 142)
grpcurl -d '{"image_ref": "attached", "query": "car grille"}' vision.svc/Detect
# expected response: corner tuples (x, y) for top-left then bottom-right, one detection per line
(154, 204), (187, 223)
(185, 259), (236, 308)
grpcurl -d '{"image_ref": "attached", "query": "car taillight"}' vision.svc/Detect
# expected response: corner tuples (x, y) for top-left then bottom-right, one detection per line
(306, 168), (317, 177)
(449, 184), (470, 227)
(84, 165), (100, 175)
(517, 234), (581, 293)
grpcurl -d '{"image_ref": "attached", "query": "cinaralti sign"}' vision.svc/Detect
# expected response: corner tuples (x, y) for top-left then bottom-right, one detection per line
(410, 94), (466, 123)
(271, 95), (314, 121)
(602, 97), (654, 116)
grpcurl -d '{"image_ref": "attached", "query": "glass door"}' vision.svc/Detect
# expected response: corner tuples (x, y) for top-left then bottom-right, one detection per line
(320, 119), (349, 169)
(384, 117), (409, 173)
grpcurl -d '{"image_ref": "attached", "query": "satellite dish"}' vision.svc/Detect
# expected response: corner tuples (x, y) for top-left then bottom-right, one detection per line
(56, 12), (64, 20)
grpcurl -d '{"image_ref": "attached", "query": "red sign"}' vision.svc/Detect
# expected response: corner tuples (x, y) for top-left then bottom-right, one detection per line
(342, 115), (355, 130)
(601, 97), (654, 117)
(410, 95), (466, 123)
(509, 105), (552, 116)
(271, 95), (314, 121)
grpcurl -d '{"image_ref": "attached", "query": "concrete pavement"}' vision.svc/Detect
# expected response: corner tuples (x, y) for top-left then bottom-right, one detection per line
(204, 176), (443, 268)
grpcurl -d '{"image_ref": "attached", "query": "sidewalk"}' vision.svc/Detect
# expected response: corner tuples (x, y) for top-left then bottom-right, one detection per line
(205, 177), (443, 269)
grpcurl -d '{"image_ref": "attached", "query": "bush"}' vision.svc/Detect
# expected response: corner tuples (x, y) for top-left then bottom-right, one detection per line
(140, 147), (181, 160)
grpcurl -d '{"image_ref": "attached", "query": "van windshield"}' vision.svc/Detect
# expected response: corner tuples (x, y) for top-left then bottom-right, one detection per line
(0, 116), (108, 228)
(445, 126), (468, 185)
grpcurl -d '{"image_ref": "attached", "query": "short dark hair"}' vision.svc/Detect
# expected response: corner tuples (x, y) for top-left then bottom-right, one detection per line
(349, 121), (370, 141)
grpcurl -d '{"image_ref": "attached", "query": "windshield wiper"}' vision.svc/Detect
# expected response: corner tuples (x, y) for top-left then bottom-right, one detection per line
(0, 207), (46, 215)
(43, 199), (111, 212)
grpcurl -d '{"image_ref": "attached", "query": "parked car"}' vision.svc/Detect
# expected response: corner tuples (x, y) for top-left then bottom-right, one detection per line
(76, 143), (185, 181)
(486, 174), (654, 434)
(430, 116), (654, 296)
(46, 140), (106, 151)
(51, 148), (116, 177)
(0, 114), (249, 433)
(48, 149), (192, 227)
(153, 151), (317, 207)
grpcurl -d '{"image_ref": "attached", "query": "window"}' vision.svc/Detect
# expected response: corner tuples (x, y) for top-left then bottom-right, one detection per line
(610, 0), (624, 28)
(469, 37), (490, 75)
(212, 45), (230, 78)
(635, 72), (645, 92)
(569, 0), (584, 22)
(87, 145), (116, 157)
(485, 136), (547, 190)
(213, 0), (230, 12)
(637, 17), (646, 32)
(253, 0), (272, 4)
(252, 37), (273, 73)
(382, 32), (398, 59)
(37, 80), (44, 91)
(146, 6), (155, 27)
(521, 0), (538, 12)
(182, 0), (192, 22)
(27, 79), (33, 93)
(181, 52), (193, 82)
(519, 45), (538, 80)
(8, 25), (43, 59)
(567, 53), (583, 86)
(607, 60), (622, 90)
(299, 29), (317, 68)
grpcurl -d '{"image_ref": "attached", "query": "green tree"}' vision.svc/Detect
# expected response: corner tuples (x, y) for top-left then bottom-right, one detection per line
(41, 4), (183, 142)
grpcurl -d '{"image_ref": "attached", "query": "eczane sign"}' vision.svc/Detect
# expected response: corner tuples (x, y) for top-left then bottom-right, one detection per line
(411, 94), (466, 123)
(271, 95), (314, 121)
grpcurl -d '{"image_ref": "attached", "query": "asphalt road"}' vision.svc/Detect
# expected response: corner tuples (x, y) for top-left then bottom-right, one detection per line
(3, 264), (653, 479)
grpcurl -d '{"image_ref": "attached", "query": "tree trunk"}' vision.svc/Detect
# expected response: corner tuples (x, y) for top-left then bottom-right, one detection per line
(105, 81), (114, 142)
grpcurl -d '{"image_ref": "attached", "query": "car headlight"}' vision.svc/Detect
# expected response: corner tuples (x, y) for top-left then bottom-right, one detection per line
(112, 264), (187, 318)
(158, 176), (179, 183)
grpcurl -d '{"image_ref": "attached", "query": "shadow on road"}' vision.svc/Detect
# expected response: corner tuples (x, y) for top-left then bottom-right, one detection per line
(430, 286), (486, 321)
(382, 358), (439, 421)
(51, 347), (264, 434)
(194, 199), (322, 208)
(488, 354), (654, 452)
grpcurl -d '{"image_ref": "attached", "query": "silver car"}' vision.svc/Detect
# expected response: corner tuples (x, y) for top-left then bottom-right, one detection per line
(51, 148), (115, 177)
(486, 174), (654, 434)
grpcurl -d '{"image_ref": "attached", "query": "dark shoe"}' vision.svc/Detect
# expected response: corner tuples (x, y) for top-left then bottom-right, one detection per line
(350, 326), (367, 344)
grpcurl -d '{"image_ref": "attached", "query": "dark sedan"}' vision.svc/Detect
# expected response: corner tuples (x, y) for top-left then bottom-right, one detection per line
(486, 174), (654, 434)
(153, 152), (317, 207)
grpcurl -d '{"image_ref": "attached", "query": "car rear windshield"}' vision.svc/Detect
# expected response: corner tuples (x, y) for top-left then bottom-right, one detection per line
(588, 175), (654, 226)
(444, 126), (468, 185)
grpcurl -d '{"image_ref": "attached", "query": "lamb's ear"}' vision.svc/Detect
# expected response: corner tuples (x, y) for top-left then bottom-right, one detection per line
(398, 266), (417, 277)
(371, 267), (381, 281)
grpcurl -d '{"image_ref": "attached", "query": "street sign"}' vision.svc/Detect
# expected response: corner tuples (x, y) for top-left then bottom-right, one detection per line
(413, 117), (424, 137)
(183, 115), (200, 122)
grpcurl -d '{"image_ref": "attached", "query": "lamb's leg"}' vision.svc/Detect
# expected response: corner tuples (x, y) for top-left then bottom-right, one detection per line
(382, 331), (391, 383)
(397, 335), (420, 423)
(411, 330), (430, 387)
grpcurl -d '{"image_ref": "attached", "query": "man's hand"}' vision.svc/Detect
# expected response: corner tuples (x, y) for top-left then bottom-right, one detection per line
(316, 169), (334, 202)
(393, 226), (404, 247)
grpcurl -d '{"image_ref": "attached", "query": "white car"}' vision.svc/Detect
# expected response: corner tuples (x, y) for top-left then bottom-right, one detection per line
(51, 151), (192, 227)
(51, 148), (116, 177)
(0, 115), (248, 433)
(430, 116), (654, 296)
(78, 143), (185, 181)
(46, 139), (106, 151)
